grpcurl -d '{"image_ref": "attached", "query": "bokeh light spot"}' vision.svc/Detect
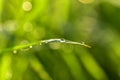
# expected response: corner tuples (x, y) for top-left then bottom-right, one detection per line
(23, 22), (33, 32)
(13, 50), (17, 54)
(29, 45), (33, 48)
(4, 20), (18, 32)
(49, 42), (61, 50)
(6, 71), (12, 79)
(22, 1), (32, 11)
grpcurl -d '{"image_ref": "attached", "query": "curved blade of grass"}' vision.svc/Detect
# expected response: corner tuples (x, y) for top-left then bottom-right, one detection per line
(0, 38), (91, 54)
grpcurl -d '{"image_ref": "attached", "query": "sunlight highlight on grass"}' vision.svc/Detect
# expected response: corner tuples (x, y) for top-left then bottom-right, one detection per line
(0, 54), (12, 80)
(0, 0), (3, 16)
(30, 56), (52, 80)
(77, 49), (108, 80)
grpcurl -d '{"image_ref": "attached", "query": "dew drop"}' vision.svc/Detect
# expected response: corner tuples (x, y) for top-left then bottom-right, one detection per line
(60, 38), (66, 42)
(13, 50), (17, 54)
(81, 42), (85, 45)
(81, 42), (91, 48)
(29, 46), (33, 48)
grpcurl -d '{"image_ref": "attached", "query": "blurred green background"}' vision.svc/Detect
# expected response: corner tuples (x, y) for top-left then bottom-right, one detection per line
(0, 0), (120, 80)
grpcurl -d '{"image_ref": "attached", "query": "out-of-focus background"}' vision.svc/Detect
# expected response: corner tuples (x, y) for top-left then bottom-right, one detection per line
(0, 0), (120, 80)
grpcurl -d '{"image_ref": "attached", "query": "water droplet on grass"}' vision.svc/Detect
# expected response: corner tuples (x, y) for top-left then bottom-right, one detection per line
(60, 38), (66, 42)
(81, 42), (85, 45)
(81, 42), (91, 48)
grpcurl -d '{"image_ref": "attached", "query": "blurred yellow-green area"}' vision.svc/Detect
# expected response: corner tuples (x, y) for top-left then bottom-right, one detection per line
(0, 0), (120, 80)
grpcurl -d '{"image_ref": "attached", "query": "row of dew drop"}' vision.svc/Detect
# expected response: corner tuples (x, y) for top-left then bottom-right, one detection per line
(12, 38), (91, 54)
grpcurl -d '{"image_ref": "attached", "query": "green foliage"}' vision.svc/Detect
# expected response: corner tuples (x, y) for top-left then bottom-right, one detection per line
(0, 0), (120, 80)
